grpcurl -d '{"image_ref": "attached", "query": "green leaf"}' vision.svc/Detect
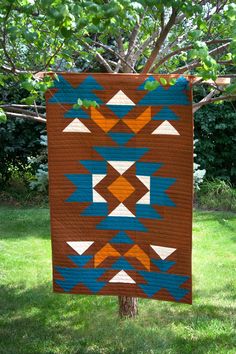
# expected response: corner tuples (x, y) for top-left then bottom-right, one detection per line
(159, 77), (167, 86)
(61, 26), (73, 38)
(144, 80), (160, 91)
(0, 108), (7, 123)
(72, 103), (80, 109)
(21, 95), (37, 105)
(189, 29), (202, 40)
(77, 98), (83, 106)
(169, 78), (177, 86)
(73, 98), (99, 109)
(22, 80), (35, 92)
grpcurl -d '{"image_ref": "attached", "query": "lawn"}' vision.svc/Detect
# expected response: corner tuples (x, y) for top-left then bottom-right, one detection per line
(0, 207), (235, 354)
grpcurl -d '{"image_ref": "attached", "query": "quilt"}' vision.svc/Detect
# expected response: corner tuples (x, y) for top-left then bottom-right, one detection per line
(46, 73), (193, 304)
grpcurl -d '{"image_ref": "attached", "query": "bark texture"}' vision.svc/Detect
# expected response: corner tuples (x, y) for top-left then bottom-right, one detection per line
(118, 296), (138, 318)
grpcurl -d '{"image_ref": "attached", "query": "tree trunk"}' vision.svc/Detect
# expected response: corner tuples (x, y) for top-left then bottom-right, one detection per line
(118, 296), (138, 318)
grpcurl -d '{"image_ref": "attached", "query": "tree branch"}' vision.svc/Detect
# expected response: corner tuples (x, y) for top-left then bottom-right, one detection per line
(132, 29), (160, 64)
(152, 39), (231, 71)
(5, 112), (46, 123)
(2, 105), (46, 124)
(0, 104), (45, 109)
(90, 41), (137, 72)
(127, 15), (144, 55)
(82, 42), (114, 73)
(142, 7), (179, 73)
(172, 42), (230, 74)
(114, 35), (125, 72)
(122, 12), (146, 72)
(193, 94), (236, 112)
(2, 105), (45, 117)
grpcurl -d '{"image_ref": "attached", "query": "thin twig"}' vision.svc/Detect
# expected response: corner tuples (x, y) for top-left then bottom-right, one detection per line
(82, 42), (113, 73)
(90, 41), (137, 72)
(5, 112), (46, 123)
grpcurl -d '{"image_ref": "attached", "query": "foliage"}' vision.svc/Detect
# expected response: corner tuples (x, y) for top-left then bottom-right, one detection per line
(0, 76), (46, 185)
(194, 98), (236, 185)
(0, 177), (48, 207)
(196, 178), (236, 211)
(0, 0), (235, 108)
(0, 117), (44, 185)
(29, 135), (48, 192)
(0, 207), (235, 353)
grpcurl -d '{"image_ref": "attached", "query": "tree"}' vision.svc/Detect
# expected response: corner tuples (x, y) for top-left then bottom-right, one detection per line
(0, 0), (235, 317)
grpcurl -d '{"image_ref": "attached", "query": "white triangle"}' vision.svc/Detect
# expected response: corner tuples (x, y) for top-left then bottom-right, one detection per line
(67, 241), (94, 255)
(109, 203), (135, 217)
(106, 90), (135, 106)
(63, 118), (91, 133)
(93, 189), (107, 203)
(92, 174), (106, 187)
(109, 270), (136, 283)
(137, 191), (150, 204)
(136, 175), (150, 190)
(152, 121), (179, 135)
(108, 161), (134, 175)
(150, 245), (176, 260)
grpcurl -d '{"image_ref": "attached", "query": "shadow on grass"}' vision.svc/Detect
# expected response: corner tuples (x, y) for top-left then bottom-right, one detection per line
(0, 282), (235, 354)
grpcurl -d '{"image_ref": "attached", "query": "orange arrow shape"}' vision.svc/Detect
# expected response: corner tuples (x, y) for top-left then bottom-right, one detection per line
(91, 107), (118, 133)
(125, 245), (150, 270)
(123, 107), (151, 133)
(94, 243), (120, 267)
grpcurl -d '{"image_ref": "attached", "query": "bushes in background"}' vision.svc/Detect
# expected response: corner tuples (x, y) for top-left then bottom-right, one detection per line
(0, 118), (44, 186)
(195, 178), (236, 212)
(194, 101), (236, 186)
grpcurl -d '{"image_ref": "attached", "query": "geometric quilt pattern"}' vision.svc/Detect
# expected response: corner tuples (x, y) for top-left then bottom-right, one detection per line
(46, 73), (193, 304)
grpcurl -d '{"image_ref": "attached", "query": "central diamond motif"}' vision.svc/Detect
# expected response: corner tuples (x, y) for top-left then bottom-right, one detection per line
(108, 176), (135, 202)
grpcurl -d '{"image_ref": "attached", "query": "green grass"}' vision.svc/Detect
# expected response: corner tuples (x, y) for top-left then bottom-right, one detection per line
(0, 207), (235, 354)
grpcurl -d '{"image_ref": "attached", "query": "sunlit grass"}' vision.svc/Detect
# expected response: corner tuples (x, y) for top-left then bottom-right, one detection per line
(0, 207), (235, 354)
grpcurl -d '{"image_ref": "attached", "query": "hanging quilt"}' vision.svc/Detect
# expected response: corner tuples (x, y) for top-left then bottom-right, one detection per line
(46, 73), (193, 304)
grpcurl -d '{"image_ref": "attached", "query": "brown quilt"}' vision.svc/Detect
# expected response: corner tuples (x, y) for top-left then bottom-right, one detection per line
(46, 73), (193, 304)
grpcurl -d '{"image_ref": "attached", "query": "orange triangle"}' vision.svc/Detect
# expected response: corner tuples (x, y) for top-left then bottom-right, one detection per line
(91, 107), (118, 133)
(94, 243), (120, 267)
(123, 107), (151, 133)
(125, 245), (150, 270)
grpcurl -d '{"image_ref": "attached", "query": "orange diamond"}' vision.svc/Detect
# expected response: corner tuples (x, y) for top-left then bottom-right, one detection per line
(108, 176), (135, 202)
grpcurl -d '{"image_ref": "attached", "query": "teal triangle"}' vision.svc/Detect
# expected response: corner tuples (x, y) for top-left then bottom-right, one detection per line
(68, 255), (93, 267)
(111, 257), (134, 270)
(152, 107), (179, 121)
(151, 259), (176, 272)
(110, 231), (134, 244)
(108, 132), (134, 145)
(107, 105), (134, 118)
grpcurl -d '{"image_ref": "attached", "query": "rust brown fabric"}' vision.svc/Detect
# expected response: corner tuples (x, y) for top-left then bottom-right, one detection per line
(46, 73), (193, 303)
